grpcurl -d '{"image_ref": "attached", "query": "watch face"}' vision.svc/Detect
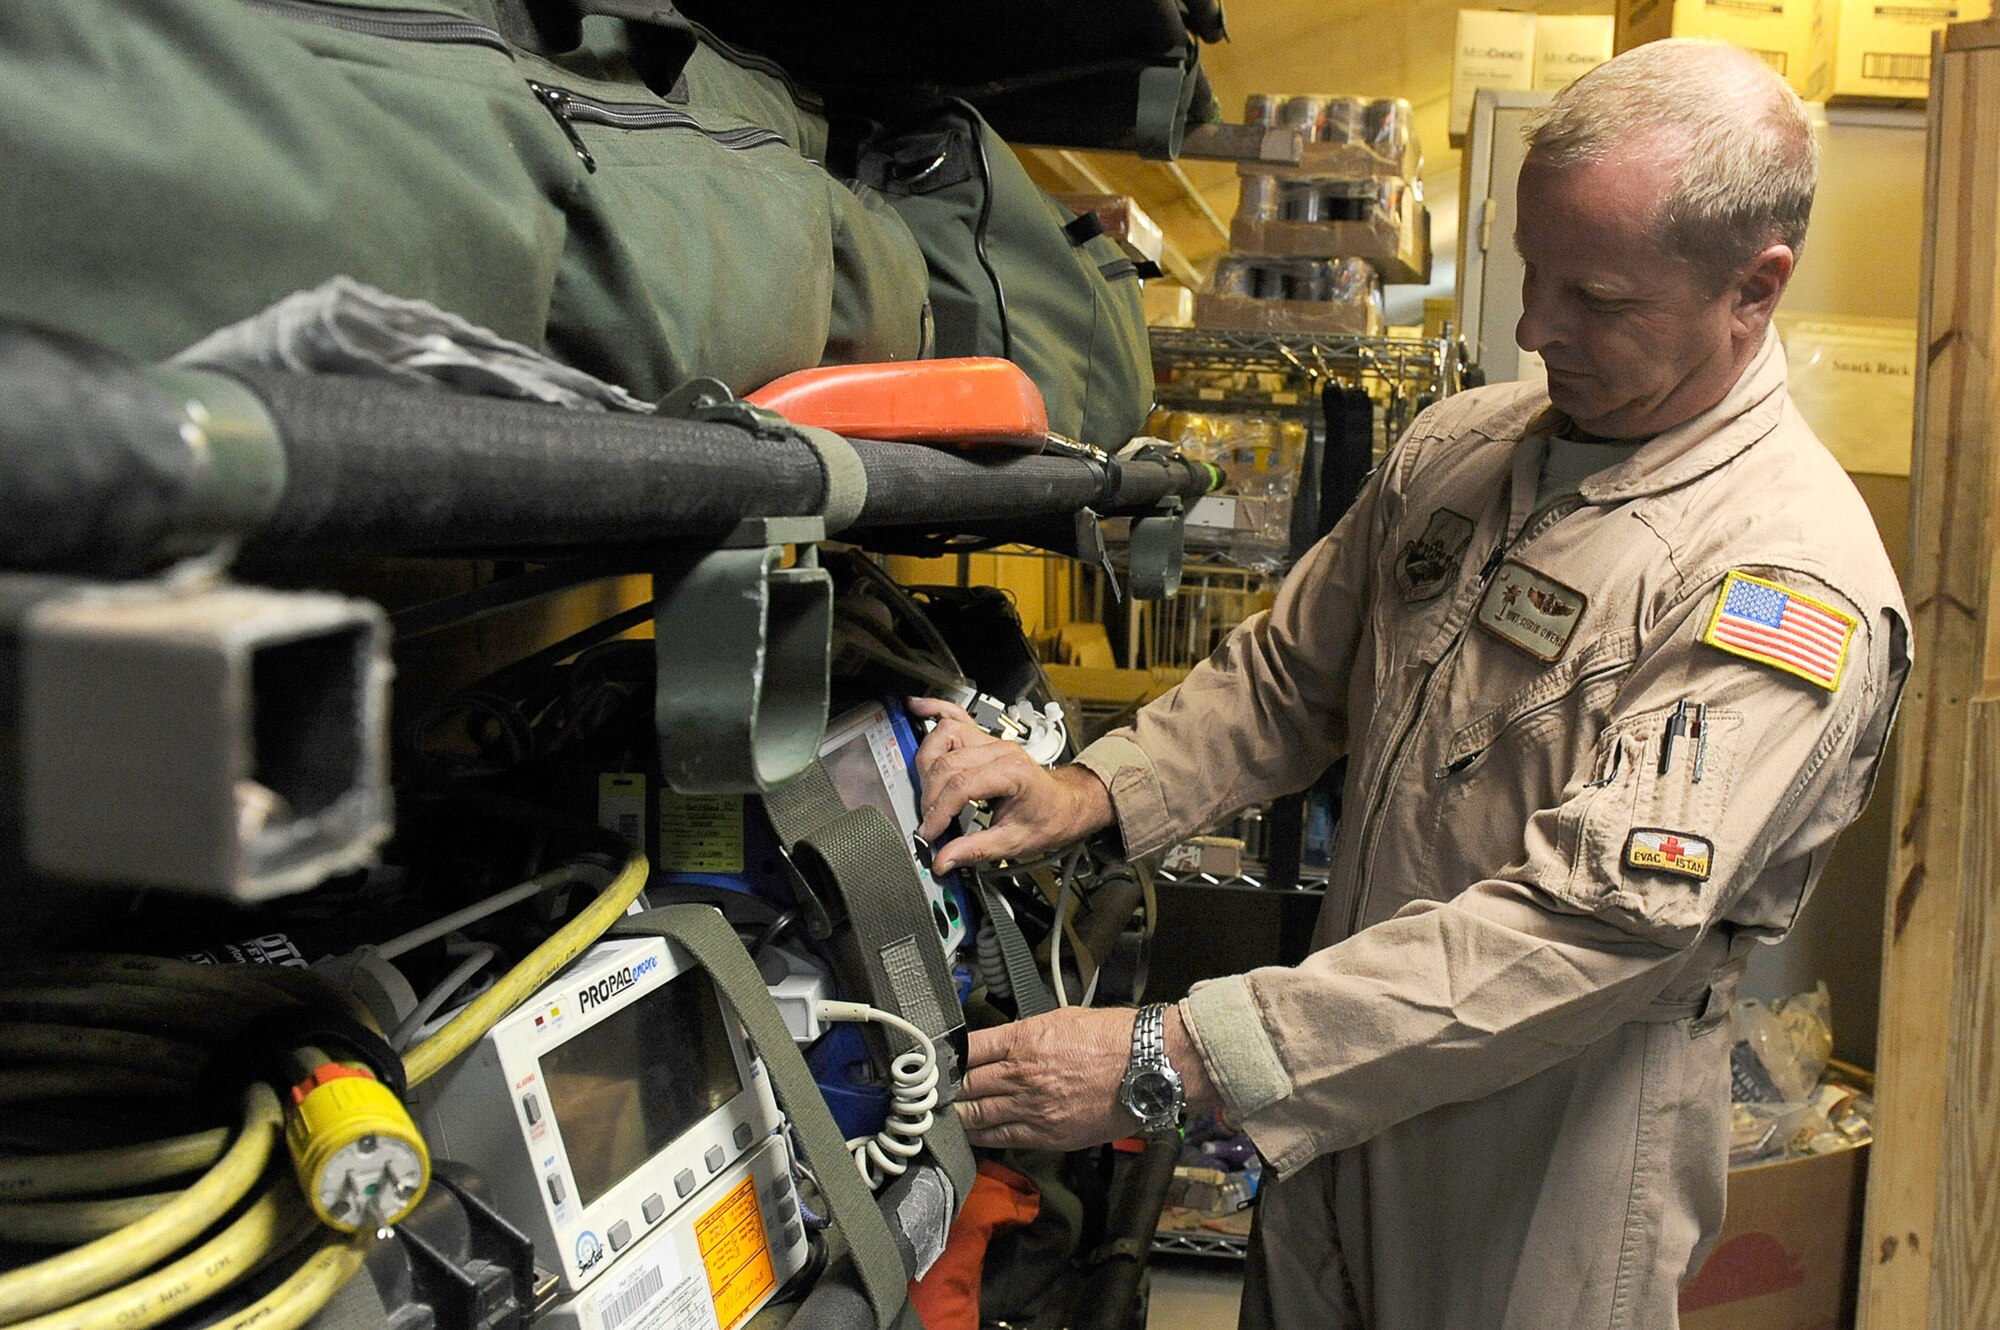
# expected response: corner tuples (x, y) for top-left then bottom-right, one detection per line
(1127, 1070), (1176, 1119)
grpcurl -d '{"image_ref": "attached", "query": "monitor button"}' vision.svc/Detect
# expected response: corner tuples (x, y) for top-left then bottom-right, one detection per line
(521, 1093), (542, 1126)
(704, 1145), (725, 1174)
(675, 1169), (696, 1198)
(608, 1220), (631, 1251)
(545, 1175), (566, 1206)
(775, 1194), (798, 1226)
(733, 1122), (754, 1150)
(642, 1193), (666, 1223)
(782, 1219), (804, 1250)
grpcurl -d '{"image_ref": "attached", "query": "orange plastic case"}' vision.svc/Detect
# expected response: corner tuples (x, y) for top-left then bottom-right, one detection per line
(746, 357), (1048, 452)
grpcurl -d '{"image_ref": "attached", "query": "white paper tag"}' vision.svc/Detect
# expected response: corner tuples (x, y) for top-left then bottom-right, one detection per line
(593, 1243), (714, 1330)
(598, 773), (646, 852)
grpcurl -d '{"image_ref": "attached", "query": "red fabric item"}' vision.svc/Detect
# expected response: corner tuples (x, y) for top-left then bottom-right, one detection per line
(908, 1161), (1042, 1330)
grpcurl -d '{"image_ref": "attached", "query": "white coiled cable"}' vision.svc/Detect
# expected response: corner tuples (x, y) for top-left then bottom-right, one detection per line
(815, 1000), (939, 1190)
(976, 912), (1016, 996)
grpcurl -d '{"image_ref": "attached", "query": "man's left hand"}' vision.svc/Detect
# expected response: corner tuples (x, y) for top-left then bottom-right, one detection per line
(955, 1005), (1216, 1151)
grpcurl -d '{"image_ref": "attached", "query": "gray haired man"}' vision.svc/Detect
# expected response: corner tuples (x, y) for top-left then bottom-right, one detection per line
(913, 38), (1909, 1328)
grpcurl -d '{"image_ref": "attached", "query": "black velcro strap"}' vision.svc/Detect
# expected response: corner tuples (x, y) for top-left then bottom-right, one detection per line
(1063, 211), (1107, 246)
(209, 1005), (408, 1102)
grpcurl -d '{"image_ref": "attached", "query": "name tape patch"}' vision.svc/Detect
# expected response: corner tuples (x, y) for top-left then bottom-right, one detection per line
(1700, 570), (1855, 691)
(1625, 828), (1713, 881)
(1477, 560), (1587, 662)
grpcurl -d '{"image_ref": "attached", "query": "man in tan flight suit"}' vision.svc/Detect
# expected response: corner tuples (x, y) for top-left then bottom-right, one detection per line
(912, 39), (1910, 1329)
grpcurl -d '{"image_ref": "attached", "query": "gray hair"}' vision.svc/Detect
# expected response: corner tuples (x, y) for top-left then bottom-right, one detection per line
(1522, 39), (1818, 287)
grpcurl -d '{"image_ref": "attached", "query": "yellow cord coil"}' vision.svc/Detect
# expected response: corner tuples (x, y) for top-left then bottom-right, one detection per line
(0, 846), (648, 1330)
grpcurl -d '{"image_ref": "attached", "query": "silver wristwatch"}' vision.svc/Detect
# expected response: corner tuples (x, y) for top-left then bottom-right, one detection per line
(1118, 1003), (1186, 1134)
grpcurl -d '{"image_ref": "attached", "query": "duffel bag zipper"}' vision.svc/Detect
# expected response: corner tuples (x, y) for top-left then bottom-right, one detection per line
(678, 19), (825, 115)
(242, 0), (512, 54)
(528, 80), (787, 173)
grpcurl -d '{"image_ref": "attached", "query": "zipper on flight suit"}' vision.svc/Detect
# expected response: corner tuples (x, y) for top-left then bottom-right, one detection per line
(1345, 496), (1584, 937)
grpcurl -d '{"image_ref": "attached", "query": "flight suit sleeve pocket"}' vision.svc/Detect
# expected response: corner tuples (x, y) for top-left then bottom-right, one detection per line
(1551, 706), (1743, 944)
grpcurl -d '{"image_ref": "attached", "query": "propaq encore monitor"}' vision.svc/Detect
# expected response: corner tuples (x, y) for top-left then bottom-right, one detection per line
(413, 936), (797, 1296)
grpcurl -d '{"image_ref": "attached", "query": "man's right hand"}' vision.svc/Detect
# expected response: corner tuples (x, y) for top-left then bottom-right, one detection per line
(907, 696), (1115, 875)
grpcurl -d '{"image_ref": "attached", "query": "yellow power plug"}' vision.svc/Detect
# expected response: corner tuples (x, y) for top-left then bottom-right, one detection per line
(285, 1063), (430, 1232)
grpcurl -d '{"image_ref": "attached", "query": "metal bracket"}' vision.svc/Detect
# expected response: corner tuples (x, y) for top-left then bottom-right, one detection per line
(654, 517), (832, 794)
(656, 376), (796, 441)
(1128, 498), (1186, 601)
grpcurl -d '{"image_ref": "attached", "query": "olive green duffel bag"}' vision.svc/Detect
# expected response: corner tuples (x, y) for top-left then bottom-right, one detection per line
(0, 0), (928, 396)
(853, 100), (1153, 449)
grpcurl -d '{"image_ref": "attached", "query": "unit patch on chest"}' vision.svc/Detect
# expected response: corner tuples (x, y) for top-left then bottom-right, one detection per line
(1476, 560), (1587, 662)
(1396, 508), (1476, 603)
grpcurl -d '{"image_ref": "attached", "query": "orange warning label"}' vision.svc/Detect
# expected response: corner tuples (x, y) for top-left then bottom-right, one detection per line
(695, 1175), (775, 1330)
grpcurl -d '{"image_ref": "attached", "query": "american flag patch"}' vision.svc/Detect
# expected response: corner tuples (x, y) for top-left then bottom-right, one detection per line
(1700, 571), (1856, 691)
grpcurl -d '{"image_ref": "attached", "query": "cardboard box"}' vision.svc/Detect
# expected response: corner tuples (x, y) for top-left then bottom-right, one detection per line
(1831, 0), (1993, 97)
(1534, 13), (1617, 90)
(1452, 9), (1540, 139)
(1193, 292), (1385, 336)
(1051, 192), (1165, 265)
(1143, 282), (1195, 329)
(1679, 1142), (1867, 1330)
(1616, 0), (1833, 99)
(1229, 190), (1432, 284)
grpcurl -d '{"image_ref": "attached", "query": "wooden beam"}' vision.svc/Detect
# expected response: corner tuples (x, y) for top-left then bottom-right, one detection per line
(1028, 148), (1206, 290)
(1159, 157), (1232, 244)
(1859, 27), (2000, 1330)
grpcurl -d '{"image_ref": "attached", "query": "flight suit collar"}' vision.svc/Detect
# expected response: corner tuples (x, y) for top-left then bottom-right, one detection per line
(1521, 325), (1788, 505)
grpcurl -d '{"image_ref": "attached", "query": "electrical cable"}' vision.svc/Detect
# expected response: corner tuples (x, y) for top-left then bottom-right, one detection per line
(974, 919), (1012, 1000)
(0, 1127), (229, 1201)
(0, 1023), (207, 1080)
(748, 909), (799, 960)
(0, 1192), (184, 1246)
(1050, 848), (1084, 1008)
(0, 1066), (193, 1106)
(402, 846), (648, 1087)
(389, 942), (498, 1052)
(5, 1188), (311, 1330)
(0, 1083), (282, 1324)
(373, 863), (586, 961)
(815, 1001), (939, 1191)
(195, 1229), (373, 1330)
(0, 840), (648, 1330)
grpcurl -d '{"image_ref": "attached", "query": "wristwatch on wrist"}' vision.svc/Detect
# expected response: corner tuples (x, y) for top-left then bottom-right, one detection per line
(1118, 1002), (1186, 1134)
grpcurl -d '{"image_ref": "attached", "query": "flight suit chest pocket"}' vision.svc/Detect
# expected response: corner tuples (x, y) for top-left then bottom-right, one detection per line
(1438, 628), (1640, 778)
(1421, 630), (1638, 902)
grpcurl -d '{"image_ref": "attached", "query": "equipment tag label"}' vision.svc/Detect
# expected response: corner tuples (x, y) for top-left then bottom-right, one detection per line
(1477, 560), (1588, 662)
(657, 792), (744, 873)
(696, 1176), (776, 1330)
(593, 1242), (714, 1330)
(599, 774), (647, 852)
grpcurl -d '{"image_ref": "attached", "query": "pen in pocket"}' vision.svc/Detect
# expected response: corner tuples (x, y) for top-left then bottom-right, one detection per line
(1692, 703), (1709, 784)
(1658, 700), (1689, 776)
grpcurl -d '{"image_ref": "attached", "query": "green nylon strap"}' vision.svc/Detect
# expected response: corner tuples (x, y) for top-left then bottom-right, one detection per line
(975, 872), (1057, 1018)
(611, 905), (907, 1330)
(762, 762), (977, 1200)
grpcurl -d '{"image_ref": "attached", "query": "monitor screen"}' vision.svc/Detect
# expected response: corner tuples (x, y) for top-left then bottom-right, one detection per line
(539, 967), (744, 1209)
(821, 722), (906, 832)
